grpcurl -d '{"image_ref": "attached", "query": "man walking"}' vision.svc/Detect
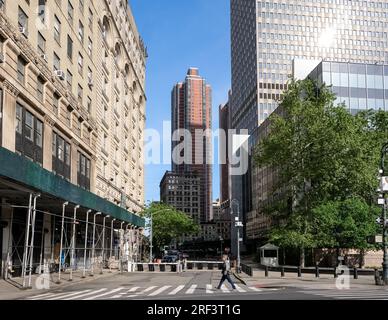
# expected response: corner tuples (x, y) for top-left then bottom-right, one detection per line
(217, 254), (236, 290)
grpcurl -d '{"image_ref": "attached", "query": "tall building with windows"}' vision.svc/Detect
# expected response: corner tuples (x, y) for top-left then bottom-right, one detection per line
(170, 68), (213, 223)
(0, 0), (146, 278)
(230, 0), (388, 252)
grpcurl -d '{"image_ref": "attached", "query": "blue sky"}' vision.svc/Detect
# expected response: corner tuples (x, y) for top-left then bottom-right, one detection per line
(130, 0), (231, 203)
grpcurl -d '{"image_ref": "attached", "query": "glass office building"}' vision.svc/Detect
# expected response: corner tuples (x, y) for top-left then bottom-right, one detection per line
(308, 61), (388, 113)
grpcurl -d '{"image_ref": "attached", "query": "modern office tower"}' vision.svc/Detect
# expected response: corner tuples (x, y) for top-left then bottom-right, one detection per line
(247, 60), (388, 243)
(230, 0), (388, 252)
(219, 94), (231, 205)
(0, 0), (146, 279)
(232, 0), (388, 129)
(171, 68), (213, 222)
(160, 171), (202, 224)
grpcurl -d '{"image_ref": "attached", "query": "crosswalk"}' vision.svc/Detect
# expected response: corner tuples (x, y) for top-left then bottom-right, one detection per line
(25, 284), (274, 300)
(298, 289), (388, 300)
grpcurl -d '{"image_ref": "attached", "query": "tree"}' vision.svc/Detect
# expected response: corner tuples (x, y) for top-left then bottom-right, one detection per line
(254, 78), (387, 266)
(140, 202), (200, 254)
(312, 198), (380, 267)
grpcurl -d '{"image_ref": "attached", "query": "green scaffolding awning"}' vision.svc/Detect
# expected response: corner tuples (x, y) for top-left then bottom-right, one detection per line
(0, 147), (145, 227)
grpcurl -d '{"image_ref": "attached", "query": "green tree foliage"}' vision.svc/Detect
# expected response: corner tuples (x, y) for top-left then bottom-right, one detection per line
(140, 202), (200, 252)
(254, 78), (388, 263)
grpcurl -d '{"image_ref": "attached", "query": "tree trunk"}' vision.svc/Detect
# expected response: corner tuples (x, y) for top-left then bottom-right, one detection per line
(359, 249), (365, 269)
(299, 247), (305, 267)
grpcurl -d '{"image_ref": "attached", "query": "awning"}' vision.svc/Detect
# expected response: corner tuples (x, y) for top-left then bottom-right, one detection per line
(0, 147), (145, 227)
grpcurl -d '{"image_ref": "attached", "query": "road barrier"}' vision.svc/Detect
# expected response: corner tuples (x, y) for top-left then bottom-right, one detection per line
(129, 261), (224, 273)
(258, 264), (378, 279)
(241, 263), (253, 277)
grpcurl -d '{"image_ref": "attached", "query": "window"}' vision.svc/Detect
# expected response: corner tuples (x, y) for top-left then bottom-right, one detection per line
(38, 0), (46, 24)
(67, 35), (73, 60)
(87, 37), (92, 57)
(53, 92), (59, 114)
(78, 20), (84, 43)
(87, 96), (91, 113)
(87, 67), (92, 84)
(77, 84), (83, 104)
(66, 70), (73, 91)
(54, 15), (61, 43)
(78, 53), (83, 74)
(15, 104), (43, 165)
(79, 0), (84, 14)
(17, 56), (26, 83)
(53, 53), (60, 71)
(88, 8), (93, 31)
(77, 152), (90, 190)
(37, 76), (45, 101)
(18, 6), (28, 35)
(52, 132), (71, 180)
(37, 32), (46, 55)
(67, 1), (74, 25)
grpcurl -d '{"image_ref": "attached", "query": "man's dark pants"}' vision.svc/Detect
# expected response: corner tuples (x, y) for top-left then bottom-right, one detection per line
(217, 273), (236, 289)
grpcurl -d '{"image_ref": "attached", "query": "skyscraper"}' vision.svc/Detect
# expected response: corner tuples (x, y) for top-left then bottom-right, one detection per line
(232, 0), (388, 130)
(170, 68), (213, 222)
(230, 0), (388, 252)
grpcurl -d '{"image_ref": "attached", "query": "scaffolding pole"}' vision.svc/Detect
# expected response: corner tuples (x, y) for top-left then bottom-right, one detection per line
(27, 193), (40, 288)
(82, 210), (91, 278)
(69, 205), (80, 281)
(21, 194), (33, 288)
(57, 202), (69, 284)
(100, 215), (109, 274)
(91, 212), (101, 276)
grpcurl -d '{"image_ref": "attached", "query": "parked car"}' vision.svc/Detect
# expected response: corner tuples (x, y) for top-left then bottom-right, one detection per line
(161, 255), (179, 263)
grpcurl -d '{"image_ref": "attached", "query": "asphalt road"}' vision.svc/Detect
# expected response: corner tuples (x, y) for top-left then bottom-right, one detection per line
(17, 272), (388, 301)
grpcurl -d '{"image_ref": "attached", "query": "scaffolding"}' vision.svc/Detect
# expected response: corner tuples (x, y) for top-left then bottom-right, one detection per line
(0, 194), (142, 289)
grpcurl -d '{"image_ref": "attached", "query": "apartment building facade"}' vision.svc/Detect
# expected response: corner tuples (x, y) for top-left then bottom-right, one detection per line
(0, 0), (146, 281)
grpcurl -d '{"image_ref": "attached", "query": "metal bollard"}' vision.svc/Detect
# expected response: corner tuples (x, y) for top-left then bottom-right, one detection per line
(334, 267), (338, 278)
(315, 265), (320, 278)
(265, 266), (269, 277)
(281, 266), (285, 277)
(298, 266), (302, 278)
(353, 267), (358, 280)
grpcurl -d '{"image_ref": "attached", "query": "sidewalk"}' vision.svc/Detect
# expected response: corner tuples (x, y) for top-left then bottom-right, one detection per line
(238, 270), (380, 290)
(0, 269), (120, 300)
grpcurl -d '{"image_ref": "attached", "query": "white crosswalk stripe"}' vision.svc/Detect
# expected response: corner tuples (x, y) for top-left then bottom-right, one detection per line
(206, 284), (214, 294)
(46, 290), (92, 300)
(185, 284), (197, 294)
(168, 285), (185, 295)
(65, 289), (108, 300)
(29, 290), (85, 300)
(235, 285), (246, 293)
(299, 289), (388, 300)
(28, 292), (57, 300)
(221, 284), (230, 293)
(83, 287), (125, 300)
(25, 283), (276, 300)
(249, 287), (263, 292)
(148, 286), (172, 297)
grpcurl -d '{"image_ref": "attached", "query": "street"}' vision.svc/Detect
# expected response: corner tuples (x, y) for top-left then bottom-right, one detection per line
(13, 272), (388, 301)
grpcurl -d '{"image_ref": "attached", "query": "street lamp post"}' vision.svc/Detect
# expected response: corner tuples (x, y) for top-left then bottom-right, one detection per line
(379, 142), (388, 285)
(230, 199), (242, 274)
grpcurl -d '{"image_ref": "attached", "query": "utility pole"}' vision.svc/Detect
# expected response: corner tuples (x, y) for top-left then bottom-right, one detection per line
(231, 199), (242, 273)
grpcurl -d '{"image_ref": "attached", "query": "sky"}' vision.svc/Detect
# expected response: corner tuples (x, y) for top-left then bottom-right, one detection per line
(129, 0), (231, 204)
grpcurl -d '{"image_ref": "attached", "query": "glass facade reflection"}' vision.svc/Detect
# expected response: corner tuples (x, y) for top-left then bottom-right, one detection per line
(309, 61), (387, 114)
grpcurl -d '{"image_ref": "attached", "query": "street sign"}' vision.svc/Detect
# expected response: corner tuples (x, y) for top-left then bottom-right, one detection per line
(376, 217), (388, 226)
(368, 235), (383, 244)
(378, 198), (385, 205)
